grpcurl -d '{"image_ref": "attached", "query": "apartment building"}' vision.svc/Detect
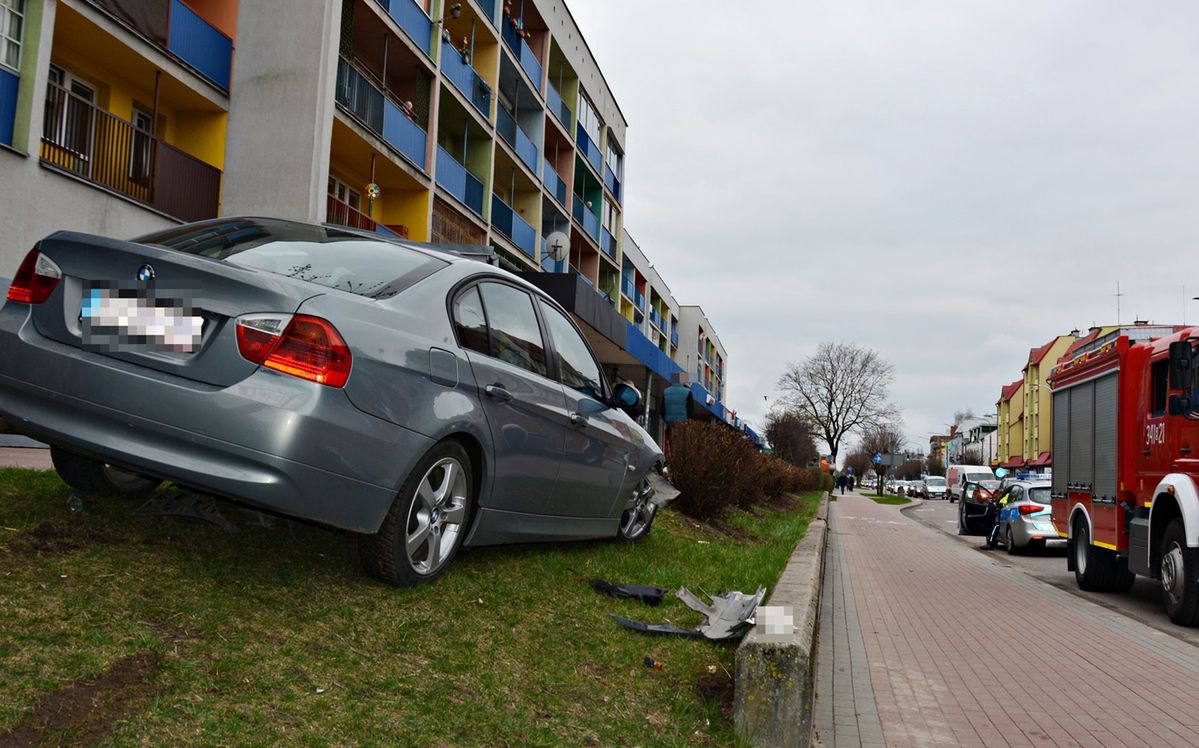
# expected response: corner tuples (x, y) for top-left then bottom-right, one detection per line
(995, 378), (1024, 468)
(0, 0), (754, 446)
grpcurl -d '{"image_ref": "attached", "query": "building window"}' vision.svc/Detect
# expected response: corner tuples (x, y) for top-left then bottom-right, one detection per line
(327, 176), (362, 212)
(601, 198), (617, 233)
(605, 141), (622, 179)
(1, 0), (23, 73)
(577, 91), (601, 144)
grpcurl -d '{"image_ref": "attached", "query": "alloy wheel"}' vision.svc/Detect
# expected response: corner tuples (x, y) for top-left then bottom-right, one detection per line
(620, 478), (656, 539)
(405, 457), (469, 576)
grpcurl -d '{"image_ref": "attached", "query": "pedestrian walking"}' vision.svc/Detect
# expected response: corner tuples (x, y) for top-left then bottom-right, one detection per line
(848, 475), (855, 491)
(837, 474), (847, 495)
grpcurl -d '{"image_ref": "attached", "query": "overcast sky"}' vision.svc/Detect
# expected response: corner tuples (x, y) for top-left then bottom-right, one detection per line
(570, 0), (1199, 453)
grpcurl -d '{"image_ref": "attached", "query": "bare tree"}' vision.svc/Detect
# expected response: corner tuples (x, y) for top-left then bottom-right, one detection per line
(777, 343), (899, 460)
(843, 451), (871, 480)
(763, 408), (819, 468)
(926, 456), (945, 476)
(895, 460), (925, 480)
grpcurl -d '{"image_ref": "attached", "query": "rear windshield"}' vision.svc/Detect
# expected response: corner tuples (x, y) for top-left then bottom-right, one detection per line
(966, 472), (994, 483)
(1028, 487), (1050, 504)
(134, 218), (446, 300)
(926, 477), (946, 486)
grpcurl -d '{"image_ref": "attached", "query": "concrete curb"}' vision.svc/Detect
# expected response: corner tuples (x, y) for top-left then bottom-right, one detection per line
(734, 490), (830, 747)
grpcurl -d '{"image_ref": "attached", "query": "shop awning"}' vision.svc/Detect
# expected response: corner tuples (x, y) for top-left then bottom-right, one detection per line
(1028, 452), (1052, 467)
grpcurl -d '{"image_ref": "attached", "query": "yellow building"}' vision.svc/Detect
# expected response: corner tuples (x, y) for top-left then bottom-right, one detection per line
(996, 379), (1023, 467)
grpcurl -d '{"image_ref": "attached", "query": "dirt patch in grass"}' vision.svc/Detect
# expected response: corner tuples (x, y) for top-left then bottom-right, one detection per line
(0, 653), (160, 747)
(2, 521), (121, 558)
(695, 670), (735, 720)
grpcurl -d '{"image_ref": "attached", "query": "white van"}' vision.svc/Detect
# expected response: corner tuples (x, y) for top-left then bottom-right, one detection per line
(946, 465), (995, 503)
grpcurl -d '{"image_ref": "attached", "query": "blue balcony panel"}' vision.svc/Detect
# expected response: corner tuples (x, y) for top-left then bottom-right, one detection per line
(436, 146), (485, 217)
(546, 80), (571, 129)
(476, 0), (497, 26)
(491, 194), (537, 257)
(382, 98), (428, 170)
(620, 276), (634, 299)
(442, 46), (492, 117)
(501, 21), (543, 90)
(575, 122), (603, 174)
(0, 69), (17, 147)
(634, 289), (645, 310)
(543, 163), (567, 206)
(572, 195), (599, 241)
(604, 167), (621, 203)
(381, 0), (433, 57)
(167, 0), (233, 91)
(626, 323), (684, 383)
(600, 227), (617, 259)
(497, 107), (540, 175)
(670, 330), (680, 348)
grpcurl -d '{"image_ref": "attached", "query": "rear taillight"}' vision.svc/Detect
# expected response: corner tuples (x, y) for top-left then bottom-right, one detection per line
(235, 314), (352, 388)
(6, 249), (62, 304)
(1018, 504), (1046, 515)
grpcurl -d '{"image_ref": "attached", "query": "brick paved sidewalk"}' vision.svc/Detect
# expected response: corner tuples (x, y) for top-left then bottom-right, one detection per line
(0, 447), (51, 469)
(814, 492), (1199, 747)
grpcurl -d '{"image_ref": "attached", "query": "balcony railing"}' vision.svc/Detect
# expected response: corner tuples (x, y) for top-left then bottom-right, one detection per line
(327, 193), (378, 231)
(491, 194), (536, 257)
(0, 69), (16, 147)
(496, 107), (540, 175)
(634, 288), (645, 310)
(40, 82), (220, 222)
(649, 308), (664, 331)
(621, 276), (634, 300)
(575, 122), (603, 174)
(436, 145), (484, 217)
(671, 330), (680, 348)
(441, 44), (492, 118)
(336, 58), (428, 170)
(604, 167), (621, 203)
(500, 20), (543, 89)
(546, 80), (571, 129)
(476, 0), (497, 25)
(375, 0), (433, 57)
(543, 162), (567, 206)
(84, 1), (232, 91)
(572, 194), (599, 241)
(600, 227), (616, 259)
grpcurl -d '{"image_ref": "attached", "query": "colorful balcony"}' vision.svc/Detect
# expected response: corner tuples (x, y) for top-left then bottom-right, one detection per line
(327, 193), (378, 231)
(600, 227), (616, 260)
(649, 308), (664, 331)
(603, 166), (621, 203)
(634, 289), (645, 310)
(543, 162), (567, 206)
(336, 58), (427, 170)
(491, 194), (536, 257)
(497, 107), (539, 175)
(476, 0), (496, 24)
(501, 22), (542, 89)
(575, 122), (603, 174)
(441, 46), (492, 118)
(546, 80), (571, 130)
(0, 69), (16, 147)
(40, 82), (220, 222)
(621, 276), (634, 300)
(375, 0), (433, 57)
(671, 330), (680, 348)
(572, 194), (599, 241)
(167, 0), (233, 91)
(436, 145), (484, 217)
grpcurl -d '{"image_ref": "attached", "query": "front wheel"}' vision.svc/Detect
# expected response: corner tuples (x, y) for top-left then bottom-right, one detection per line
(1160, 519), (1199, 626)
(617, 475), (657, 542)
(357, 441), (473, 587)
(50, 447), (160, 498)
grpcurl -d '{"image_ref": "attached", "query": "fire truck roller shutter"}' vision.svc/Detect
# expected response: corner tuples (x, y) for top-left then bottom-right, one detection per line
(1052, 388), (1070, 499)
(1094, 373), (1119, 503)
(1068, 381), (1095, 497)
(1150, 475), (1199, 550)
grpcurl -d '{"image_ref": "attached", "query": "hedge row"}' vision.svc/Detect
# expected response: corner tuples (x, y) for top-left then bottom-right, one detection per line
(666, 421), (827, 522)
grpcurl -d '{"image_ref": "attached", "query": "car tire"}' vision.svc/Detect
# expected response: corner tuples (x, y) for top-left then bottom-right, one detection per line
(957, 503), (966, 535)
(1159, 519), (1199, 626)
(358, 441), (474, 588)
(1073, 518), (1117, 592)
(617, 475), (656, 542)
(50, 447), (161, 498)
(1005, 526), (1020, 555)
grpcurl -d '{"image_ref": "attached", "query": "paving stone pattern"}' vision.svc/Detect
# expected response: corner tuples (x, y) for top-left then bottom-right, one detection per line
(814, 492), (1199, 747)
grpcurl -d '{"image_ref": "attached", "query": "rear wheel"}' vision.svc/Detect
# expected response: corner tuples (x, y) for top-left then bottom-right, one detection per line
(1005, 526), (1020, 555)
(358, 441), (473, 587)
(1073, 518), (1117, 592)
(1159, 519), (1199, 626)
(50, 447), (160, 498)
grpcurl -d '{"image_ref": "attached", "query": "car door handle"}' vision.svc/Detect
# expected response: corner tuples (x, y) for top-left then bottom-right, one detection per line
(569, 412), (587, 428)
(484, 384), (513, 402)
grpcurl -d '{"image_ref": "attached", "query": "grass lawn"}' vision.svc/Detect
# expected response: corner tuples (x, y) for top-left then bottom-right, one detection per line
(869, 495), (912, 506)
(0, 468), (821, 746)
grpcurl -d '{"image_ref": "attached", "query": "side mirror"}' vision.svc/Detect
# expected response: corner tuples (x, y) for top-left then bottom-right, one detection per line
(1168, 393), (1191, 416)
(1169, 341), (1194, 388)
(611, 382), (641, 415)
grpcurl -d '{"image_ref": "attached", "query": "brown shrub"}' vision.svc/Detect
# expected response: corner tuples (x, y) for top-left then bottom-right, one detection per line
(667, 421), (761, 521)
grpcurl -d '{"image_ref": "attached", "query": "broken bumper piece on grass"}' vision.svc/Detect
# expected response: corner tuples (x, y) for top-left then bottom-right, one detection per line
(612, 586), (767, 641)
(591, 579), (668, 606)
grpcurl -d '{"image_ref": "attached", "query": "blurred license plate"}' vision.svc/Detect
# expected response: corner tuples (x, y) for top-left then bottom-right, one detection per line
(82, 287), (203, 353)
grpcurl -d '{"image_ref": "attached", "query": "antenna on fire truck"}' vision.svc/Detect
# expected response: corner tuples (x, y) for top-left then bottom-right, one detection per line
(1113, 281), (1125, 327)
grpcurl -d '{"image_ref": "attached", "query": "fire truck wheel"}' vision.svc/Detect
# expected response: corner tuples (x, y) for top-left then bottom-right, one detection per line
(1160, 519), (1199, 626)
(1110, 563), (1135, 594)
(1073, 518), (1117, 592)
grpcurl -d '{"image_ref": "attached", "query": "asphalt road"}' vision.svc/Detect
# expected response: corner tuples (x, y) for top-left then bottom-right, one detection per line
(904, 495), (1199, 648)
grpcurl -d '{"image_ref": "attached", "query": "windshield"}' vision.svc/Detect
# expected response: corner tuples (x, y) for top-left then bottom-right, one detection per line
(135, 218), (446, 300)
(926, 477), (946, 486)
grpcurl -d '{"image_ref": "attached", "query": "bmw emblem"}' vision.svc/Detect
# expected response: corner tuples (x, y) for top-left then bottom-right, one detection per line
(137, 264), (156, 282)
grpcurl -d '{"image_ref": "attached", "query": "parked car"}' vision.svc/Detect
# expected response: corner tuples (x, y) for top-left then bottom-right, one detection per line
(922, 476), (947, 499)
(946, 464), (995, 503)
(957, 479), (1003, 535)
(994, 480), (1062, 553)
(908, 479), (926, 497)
(0, 218), (664, 586)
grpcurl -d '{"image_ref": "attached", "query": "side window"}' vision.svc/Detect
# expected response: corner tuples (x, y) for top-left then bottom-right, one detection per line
(1151, 358), (1169, 416)
(478, 283), (548, 377)
(452, 285), (489, 356)
(539, 300), (604, 399)
(1009, 486), (1023, 503)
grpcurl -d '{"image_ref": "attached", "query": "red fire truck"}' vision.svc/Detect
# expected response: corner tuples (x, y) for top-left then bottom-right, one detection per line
(1049, 326), (1199, 626)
